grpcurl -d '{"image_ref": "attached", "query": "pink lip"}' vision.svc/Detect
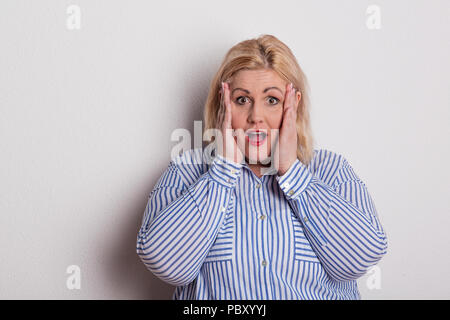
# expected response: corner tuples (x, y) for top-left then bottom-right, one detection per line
(245, 134), (267, 147)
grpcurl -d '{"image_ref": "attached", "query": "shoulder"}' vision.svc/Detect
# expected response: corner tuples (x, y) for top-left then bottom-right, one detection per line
(309, 148), (346, 168)
(309, 148), (356, 188)
(170, 147), (210, 186)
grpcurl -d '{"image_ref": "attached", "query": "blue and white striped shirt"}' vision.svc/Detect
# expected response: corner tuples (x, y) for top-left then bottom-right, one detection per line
(136, 147), (388, 300)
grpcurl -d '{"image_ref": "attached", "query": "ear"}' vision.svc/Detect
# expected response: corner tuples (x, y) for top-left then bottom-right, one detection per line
(295, 91), (301, 105)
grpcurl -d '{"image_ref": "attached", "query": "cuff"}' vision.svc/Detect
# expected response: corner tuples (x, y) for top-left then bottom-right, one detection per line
(208, 154), (243, 188)
(276, 159), (313, 200)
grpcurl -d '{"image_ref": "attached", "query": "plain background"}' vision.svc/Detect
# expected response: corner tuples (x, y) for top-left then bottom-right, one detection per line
(0, 0), (449, 299)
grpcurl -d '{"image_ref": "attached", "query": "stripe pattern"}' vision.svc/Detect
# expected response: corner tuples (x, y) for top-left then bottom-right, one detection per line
(136, 148), (388, 299)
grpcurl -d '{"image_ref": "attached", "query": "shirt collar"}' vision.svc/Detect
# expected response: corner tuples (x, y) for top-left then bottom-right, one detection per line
(208, 147), (278, 176)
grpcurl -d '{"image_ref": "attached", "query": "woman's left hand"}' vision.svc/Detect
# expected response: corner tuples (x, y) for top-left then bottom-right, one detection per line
(273, 82), (300, 176)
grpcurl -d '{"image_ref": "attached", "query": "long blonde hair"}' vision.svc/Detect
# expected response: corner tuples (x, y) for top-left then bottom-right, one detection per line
(203, 34), (315, 165)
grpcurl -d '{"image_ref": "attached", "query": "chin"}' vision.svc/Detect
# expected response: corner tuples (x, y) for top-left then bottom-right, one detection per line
(244, 147), (272, 166)
(235, 135), (273, 165)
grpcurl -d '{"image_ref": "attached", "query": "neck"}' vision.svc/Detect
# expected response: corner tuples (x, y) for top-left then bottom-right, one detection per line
(246, 161), (272, 179)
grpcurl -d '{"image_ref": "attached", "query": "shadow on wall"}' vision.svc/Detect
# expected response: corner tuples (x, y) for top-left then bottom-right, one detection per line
(102, 56), (210, 299)
(105, 192), (176, 299)
(102, 109), (205, 299)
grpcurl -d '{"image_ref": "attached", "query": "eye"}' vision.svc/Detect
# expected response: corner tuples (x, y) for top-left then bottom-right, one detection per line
(267, 96), (280, 105)
(235, 96), (280, 106)
(235, 96), (249, 105)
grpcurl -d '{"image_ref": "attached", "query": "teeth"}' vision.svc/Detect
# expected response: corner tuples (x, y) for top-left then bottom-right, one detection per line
(247, 131), (267, 139)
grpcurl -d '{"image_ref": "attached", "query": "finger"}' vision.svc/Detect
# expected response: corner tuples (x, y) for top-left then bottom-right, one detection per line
(223, 82), (232, 130)
(291, 87), (298, 121)
(282, 83), (295, 123)
(284, 84), (295, 113)
(217, 86), (224, 127)
(292, 86), (300, 114)
(219, 83), (225, 128)
(283, 82), (291, 111)
(288, 83), (296, 110)
(287, 84), (298, 121)
(219, 82), (228, 131)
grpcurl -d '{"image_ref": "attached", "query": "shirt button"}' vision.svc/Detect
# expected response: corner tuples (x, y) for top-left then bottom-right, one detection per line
(221, 206), (226, 212)
(261, 260), (267, 267)
(259, 215), (266, 220)
(304, 217), (309, 223)
(288, 190), (294, 196)
(282, 182), (290, 188)
(256, 184), (261, 189)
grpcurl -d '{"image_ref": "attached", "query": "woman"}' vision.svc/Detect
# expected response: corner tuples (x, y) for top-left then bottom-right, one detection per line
(136, 34), (388, 300)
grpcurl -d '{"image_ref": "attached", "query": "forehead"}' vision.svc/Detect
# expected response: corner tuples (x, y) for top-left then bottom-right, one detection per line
(231, 69), (285, 87)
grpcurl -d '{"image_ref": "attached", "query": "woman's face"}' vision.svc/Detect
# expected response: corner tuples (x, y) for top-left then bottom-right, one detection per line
(228, 68), (299, 166)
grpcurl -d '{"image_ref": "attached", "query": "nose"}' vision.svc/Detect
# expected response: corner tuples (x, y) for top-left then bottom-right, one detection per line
(247, 102), (264, 125)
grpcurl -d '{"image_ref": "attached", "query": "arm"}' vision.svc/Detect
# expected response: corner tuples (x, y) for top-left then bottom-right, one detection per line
(276, 153), (388, 282)
(136, 154), (242, 286)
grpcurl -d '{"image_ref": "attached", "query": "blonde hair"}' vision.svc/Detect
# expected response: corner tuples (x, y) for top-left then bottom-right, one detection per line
(203, 34), (315, 165)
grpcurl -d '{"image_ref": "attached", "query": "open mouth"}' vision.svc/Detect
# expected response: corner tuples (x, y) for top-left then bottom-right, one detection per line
(245, 130), (268, 147)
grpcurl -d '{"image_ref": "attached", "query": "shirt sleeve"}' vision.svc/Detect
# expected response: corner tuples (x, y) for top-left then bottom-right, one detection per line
(136, 154), (242, 286)
(276, 156), (388, 282)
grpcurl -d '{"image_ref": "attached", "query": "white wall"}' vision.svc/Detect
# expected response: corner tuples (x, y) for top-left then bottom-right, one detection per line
(0, 0), (449, 299)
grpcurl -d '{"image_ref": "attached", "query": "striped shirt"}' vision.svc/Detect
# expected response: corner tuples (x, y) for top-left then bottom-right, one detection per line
(136, 147), (388, 300)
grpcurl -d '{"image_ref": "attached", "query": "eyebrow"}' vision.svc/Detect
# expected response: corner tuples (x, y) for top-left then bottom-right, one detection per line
(231, 87), (283, 95)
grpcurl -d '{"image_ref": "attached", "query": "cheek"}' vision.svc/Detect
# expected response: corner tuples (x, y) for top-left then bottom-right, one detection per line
(269, 110), (284, 129)
(231, 110), (246, 129)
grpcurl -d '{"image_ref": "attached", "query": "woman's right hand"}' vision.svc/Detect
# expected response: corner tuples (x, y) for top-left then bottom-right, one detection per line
(219, 81), (245, 164)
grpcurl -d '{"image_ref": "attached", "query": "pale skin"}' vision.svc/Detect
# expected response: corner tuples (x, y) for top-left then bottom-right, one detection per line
(219, 69), (302, 178)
